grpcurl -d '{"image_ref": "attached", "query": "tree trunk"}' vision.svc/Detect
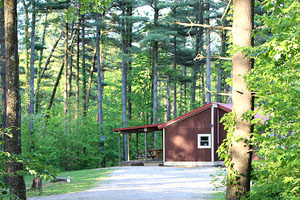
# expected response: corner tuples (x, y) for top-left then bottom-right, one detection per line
(48, 63), (64, 111)
(96, 13), (105, 167)
(38, 32), (62, 81)
(22, 0), (30, 90)
(205, 17), (211, 103)
(63, 22), (68, 133)
(75, 20), (80, 119)
(86, 48), (96, 108)
(226, 0), (254, 199)
(166, 76), (171, 121)
(191, 0), (203, 108)
(126, 4), (133, 121)
(69, 20), (74, 98)
(173, 6), (177, 118)
(121, 0), (128, 161)
(35, 11), (48, 113)
(4, 0), (27, 197)
(1, 0), (7, 150)
(217, 27), (227, 103)
(81, 14), (87, 117)
(29, 0), (36, 143)
(152, 4), (159, 125)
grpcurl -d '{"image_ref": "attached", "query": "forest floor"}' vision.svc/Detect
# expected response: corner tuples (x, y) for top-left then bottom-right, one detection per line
(28, 166), (224, 200)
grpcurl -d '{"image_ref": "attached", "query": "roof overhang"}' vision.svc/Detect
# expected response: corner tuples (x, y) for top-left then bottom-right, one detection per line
(112, 123), (164, 134)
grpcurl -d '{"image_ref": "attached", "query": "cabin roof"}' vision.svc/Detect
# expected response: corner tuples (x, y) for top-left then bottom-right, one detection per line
(112, 123), (164, 133)
(157, 102), (232, 129)
(113, 103), (233, 133)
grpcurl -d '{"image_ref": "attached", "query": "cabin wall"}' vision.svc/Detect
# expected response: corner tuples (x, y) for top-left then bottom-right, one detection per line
(165, 108), (212, 162)
(164, 106), (229, 163)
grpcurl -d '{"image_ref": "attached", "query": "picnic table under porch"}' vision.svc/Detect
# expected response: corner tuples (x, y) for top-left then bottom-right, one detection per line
(113, 124), (164, 166)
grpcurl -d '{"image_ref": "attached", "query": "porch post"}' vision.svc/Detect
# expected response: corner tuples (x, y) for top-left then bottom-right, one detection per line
(144, 128), (147, 160)
(118, 132), (121, 162)
(136, 133), (139, 156)
(127, 134), (130, 161)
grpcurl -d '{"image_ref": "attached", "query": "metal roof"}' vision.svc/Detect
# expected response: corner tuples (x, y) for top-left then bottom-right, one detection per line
(112, 123), (164, 133)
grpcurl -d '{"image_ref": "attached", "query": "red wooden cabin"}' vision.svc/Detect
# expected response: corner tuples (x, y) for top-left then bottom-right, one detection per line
(113, 102), (232, 167)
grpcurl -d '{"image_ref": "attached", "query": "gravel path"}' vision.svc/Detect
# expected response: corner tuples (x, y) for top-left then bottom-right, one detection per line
(29, 166), (223, 200)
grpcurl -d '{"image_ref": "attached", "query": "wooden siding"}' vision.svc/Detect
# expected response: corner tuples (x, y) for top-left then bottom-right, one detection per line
(165, 108), (212, 162)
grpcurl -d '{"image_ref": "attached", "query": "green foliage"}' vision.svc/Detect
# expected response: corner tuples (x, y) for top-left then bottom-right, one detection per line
(245, 1), (300, 199)
(21, 105), (119, 171)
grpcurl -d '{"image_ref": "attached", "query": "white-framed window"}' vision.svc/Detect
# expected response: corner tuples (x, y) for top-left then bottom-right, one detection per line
(197, 134), (211, 148)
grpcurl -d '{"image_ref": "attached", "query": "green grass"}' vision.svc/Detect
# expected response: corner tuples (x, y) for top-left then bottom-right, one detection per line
(211, 191), (226, 200)
(25, 168), (113, 197)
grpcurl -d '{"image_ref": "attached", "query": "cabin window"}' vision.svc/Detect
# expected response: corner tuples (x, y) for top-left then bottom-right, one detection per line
(197, 134), (211, 148)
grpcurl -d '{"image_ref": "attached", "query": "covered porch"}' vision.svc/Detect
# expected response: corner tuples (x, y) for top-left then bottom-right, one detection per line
(113, 124), (164, 166)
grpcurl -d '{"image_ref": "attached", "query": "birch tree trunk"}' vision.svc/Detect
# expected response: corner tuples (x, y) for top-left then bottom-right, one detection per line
(226, 0), (254, 199)
(4, 0), (27, 197)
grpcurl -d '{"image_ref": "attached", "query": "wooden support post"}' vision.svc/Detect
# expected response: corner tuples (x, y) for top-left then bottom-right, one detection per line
(152, 132), (155, 149)
(144, 128), (147, 160)
(136, 133), (138, 156)
(118, 132), (121, 162)
(127, 134), (130, 161)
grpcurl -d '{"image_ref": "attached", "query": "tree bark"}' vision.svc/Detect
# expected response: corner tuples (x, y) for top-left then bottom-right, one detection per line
(38, 32), (62, 81)
(35, 11), (48, 113)
(166, 76), (171, 121)
(96, 13), (105, 167)
(69, 20), (74, 98)
(191, 0), (203, 108)
(63, 22), (68, 133)
(173, 6), (177, 118)
(29, 0), (36, 143)
(226, 0), (254, 199)
(86, 48), (96, 109)
(121, 0), (128, 161)
(21, 0), (30, 90)
(75, 19), (80, 119)
(1, 0), (7, 150)
(205, 17), (211, 103)
(126, 4), (133, 121)
(217, 27), (227, 103)
(4, 0), (27, 197)
(81, 14), (87, 117)
(152, 3), (159, 125)
(48, 63), (64, 111)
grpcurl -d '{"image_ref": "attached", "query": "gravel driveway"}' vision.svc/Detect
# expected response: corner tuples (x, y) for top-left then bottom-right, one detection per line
(29, 166), (223, 200)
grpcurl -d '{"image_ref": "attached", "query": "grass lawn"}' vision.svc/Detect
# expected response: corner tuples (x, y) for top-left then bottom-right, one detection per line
(25, 168), (113, 197)
(211, 191), (226, 200)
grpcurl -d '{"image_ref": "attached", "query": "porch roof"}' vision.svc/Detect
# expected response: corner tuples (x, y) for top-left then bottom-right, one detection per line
(113, 123), (164, 134)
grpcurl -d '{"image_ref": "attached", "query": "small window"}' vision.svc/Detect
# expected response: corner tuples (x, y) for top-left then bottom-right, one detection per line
(198, 134), (211, 148)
